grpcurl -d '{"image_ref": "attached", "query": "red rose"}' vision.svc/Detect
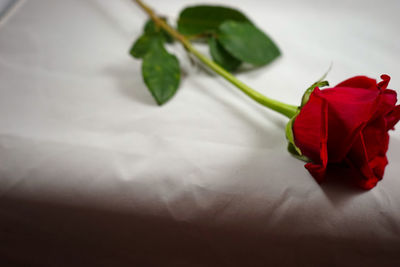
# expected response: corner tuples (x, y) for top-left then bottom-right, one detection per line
(293, 75), (400, 189)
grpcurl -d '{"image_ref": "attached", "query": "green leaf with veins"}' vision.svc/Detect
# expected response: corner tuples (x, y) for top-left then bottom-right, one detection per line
(142, 40), (180, 105)
(130, 34), (161, 59)
(178, 5), (250, 36)
(217, 21), (280, 66)
(209, 36), (241, 71)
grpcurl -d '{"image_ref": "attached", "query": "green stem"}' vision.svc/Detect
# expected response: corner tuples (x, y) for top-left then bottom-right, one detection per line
(133, 0), (298, 118)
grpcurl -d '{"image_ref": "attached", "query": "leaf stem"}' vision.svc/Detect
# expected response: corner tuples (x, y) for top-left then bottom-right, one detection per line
(133, 0), (298, 118)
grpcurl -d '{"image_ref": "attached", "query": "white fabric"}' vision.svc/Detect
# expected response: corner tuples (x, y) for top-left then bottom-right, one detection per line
(1, 0), (400, 266)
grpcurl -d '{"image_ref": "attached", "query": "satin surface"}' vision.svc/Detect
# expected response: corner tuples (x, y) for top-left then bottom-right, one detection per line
(1, 0), (400, 266)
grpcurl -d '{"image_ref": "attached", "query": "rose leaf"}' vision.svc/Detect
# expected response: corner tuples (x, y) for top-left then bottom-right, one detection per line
(177, 5), (250, 36)
(217, 21), (280, 66)
(209, 36), (241, 71)
(142, 40), (180, 105)
(130, 34), (161, 59)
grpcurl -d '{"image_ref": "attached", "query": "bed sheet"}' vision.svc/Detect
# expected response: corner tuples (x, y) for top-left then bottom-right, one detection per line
(1, 0), (400, 266)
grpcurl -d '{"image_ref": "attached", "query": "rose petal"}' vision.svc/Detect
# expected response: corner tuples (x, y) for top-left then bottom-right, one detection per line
(346, 133), (382, 189)
(357, 174), (379, 190)
(294, 88), (329, 181)
(362, 118), (389, 161)
(377, 74), (390, 90)
(385, 105), (400, 130)
(293, 88), (326, 163)
(318, 87), (380, 162)
(305, 162), (326, 183)
(368, 156), (388, 181)
(335, 76), (377, 90)
(371, 89), (398, 122)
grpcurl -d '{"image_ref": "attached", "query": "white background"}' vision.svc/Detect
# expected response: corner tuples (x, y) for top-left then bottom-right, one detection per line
(0, 0), (400, 266)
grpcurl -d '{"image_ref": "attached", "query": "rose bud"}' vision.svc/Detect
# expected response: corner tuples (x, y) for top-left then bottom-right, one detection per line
(287, 75), (400, 189)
